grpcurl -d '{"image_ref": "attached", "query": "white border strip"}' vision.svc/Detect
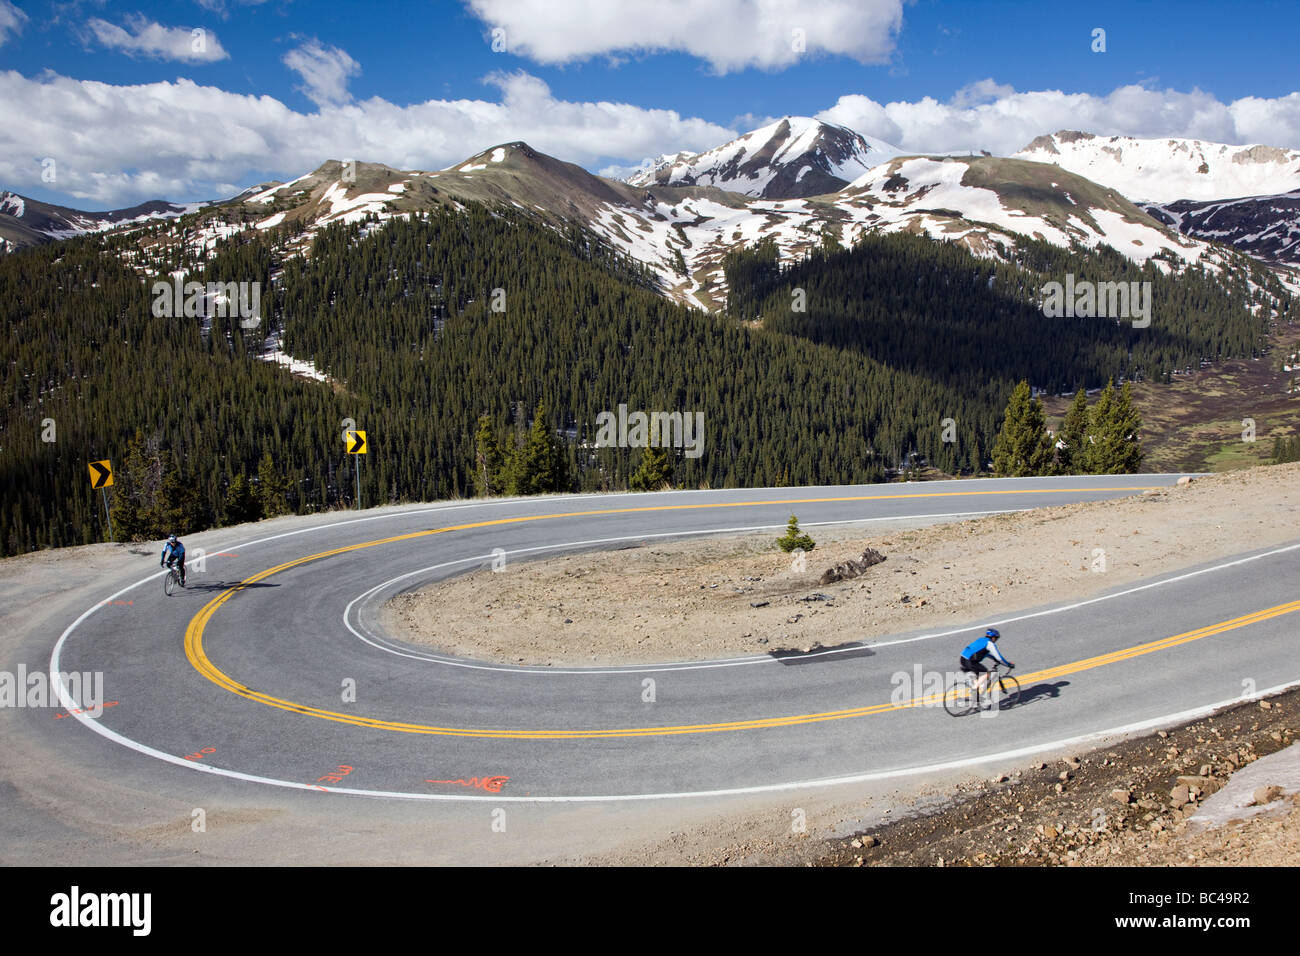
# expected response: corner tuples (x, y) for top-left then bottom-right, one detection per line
(48, 668), (1300, 802)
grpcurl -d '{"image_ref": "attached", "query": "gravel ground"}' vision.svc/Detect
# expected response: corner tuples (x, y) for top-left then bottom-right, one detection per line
(384, 465), (1300, 666)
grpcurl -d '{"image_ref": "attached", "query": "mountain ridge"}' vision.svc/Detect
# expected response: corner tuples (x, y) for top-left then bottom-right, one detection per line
(1014, 130), (1300, 203)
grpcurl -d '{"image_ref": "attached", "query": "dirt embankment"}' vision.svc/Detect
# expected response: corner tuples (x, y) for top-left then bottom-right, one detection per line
(382, 464), (1300, 666)
(814, 691), (1299, 868)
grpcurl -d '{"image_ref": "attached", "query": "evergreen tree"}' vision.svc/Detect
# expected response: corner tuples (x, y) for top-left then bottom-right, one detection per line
(628, 444), (673, 491)
(776, 515), (815, 553)
(507, 403), (568, 496)
(256, 451), (291, 517)
(222, 473), (263, 525)
(473, 415), (505, 496)
(1080, 382), (1143, 474)
(991, 381), (1054, 476)
(1109, 382), (1145, 473)
(109, 430), (165, 541)
(153, 465), (210, 535)
(1056, 388), (1090, 474)
(1271, 434), (1300, 464)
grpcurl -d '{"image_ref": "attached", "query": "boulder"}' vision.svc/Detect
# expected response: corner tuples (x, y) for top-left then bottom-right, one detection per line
(818, 548), (886, 586)
(1177, 775), (1221, 795)
(1253, 785), (1284, 806)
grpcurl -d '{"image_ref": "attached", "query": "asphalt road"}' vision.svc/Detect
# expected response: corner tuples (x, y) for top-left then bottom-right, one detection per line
(41, 473), (1300, 815)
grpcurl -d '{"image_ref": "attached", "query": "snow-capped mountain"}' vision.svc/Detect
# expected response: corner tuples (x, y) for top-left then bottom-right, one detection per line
(623, 151), (693, 185)
(590, 153), (1237, 309)
(1014, 131), (1300, 203)
(626, 116), (900, 199)
(10, 133), (1289, 315)
(1143, 190), (1300, 269)
(0, 190), (204, 253)
(837, 155), (1204, 265)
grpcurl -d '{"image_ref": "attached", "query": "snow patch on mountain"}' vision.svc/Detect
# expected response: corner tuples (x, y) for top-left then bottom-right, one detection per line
(1015, 131), (1300, 203)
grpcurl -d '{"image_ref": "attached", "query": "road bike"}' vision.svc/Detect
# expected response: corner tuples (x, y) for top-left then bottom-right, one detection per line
(163, 562), (185, 596)
(943, 662), (1019, 716)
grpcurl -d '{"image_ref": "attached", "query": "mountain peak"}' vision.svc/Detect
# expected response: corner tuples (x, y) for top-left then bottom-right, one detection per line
(626, 116), (900, 199)
(446, 142), (540, 172)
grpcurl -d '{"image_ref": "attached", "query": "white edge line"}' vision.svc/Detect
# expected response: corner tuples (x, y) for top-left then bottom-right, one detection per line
(47, 665), (1300, 803)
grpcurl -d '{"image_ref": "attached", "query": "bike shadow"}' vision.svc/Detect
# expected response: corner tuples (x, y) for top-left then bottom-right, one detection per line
(1002, 679), (1069, 710)
(175, 580), (282, 593)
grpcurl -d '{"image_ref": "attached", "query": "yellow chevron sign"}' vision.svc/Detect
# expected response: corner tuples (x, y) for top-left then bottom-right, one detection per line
(87, 460), (113, 489)
(345, 430), (367, 454)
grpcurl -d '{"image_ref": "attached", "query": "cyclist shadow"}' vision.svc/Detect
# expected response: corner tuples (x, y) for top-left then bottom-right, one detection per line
(1002, 679), (1069, 711)
(178, 580), (282, 593)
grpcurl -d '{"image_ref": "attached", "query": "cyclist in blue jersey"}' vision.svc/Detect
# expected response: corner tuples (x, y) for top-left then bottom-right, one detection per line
(161, 534), (187, 586)
(959, 628), (1013, 694)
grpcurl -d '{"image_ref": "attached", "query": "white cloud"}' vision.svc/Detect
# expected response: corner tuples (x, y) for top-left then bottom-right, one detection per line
(817, 82), (1300, 156)
(0, 0), (29, 46)
(10, 60), (1300, 212)
(0, 69), (735, 206)
(87, 16), (230, 63)
(282, 38), (361, 108)
(466, 0), (904, 73)
(948, 78), (1016, 110)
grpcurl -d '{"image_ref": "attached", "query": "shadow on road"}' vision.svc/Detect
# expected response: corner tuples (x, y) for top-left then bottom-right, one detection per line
(768, 642), (874, 665)
(170, 580), (282, 594)
(1003, 679), (1069, 710)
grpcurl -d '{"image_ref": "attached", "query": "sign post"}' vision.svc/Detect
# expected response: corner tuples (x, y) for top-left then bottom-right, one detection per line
(87, 460), (114, 540)
(345, 430), (367, 510)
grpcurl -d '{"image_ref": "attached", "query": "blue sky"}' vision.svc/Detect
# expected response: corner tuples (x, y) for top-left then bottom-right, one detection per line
(3, 0), (1300, 208)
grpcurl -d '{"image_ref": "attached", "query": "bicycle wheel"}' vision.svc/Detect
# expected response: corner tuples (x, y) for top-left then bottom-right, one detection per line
(943, 678), (976, 716)
(989, 674), (1020, 711)
(164, 570), (177, 596)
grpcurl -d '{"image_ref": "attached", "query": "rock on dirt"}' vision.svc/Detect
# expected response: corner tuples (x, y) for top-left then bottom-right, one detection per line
(1253, 785), (1284, 806)
(819, 548), (886, 586)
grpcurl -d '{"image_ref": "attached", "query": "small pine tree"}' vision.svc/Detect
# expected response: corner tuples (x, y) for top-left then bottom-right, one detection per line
(628, 444), (673, 491)
(1271, 434), (1300, 464)
(1055, 387), (1090, 474)
(109, 429), (164, 541)
(1109, 382), (1144, 473)
(473, 414), (504, 496)
(153, 466), (210, 536)
(820, 223), (843, 254)
(507, 403), (569, 496)
(222, 473), (264, 526)
(1080, 382), (1143, 474)
(777, 515), (815, 553)
(991, 381), (1054, 476)
(256, 451), (292, 517)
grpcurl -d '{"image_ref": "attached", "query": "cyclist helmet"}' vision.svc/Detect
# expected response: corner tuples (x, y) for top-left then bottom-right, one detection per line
(985, 627), (1000, 640)
(168, 534), (178, 543)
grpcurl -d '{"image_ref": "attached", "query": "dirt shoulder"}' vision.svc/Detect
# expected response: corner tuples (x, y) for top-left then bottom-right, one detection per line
(382, 464), (1300, 666)
(813, 689), (1299, 867)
